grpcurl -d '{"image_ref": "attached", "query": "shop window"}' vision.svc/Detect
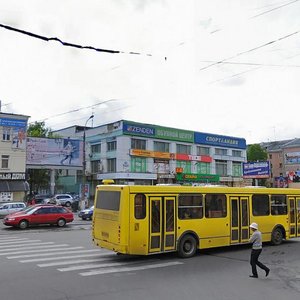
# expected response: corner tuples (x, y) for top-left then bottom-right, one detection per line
(197, 146), (210, 156)
(176, 144), (191, 154)
(131, 139), (146, 150)
(205, 194), (227, 218)
(154, 141), (170, 152)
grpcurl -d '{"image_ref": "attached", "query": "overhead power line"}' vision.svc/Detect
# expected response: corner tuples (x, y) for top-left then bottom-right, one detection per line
(251, 0), (300, 19)
(31, 99), (119, 124)
(199, 30), (300, 71)
(0, 23), (166, 59)
(200, 60), (300, 68)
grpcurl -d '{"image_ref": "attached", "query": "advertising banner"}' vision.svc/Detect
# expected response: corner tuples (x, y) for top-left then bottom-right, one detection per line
(155, 126), (194, 143)
(123, 122), (155, 137)
(285, 152), (300, 164)
(243, 161), (270, 178)
(175, 153), (212, 162)
(176, 173), (220, 182)
(26, 137), (83, 167)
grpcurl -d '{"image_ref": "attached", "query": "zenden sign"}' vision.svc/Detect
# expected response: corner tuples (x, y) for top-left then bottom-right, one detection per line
(123, 122), (155, 137)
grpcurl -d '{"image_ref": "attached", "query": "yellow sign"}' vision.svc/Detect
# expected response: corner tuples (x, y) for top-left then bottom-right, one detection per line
(130, 149), (171, 159)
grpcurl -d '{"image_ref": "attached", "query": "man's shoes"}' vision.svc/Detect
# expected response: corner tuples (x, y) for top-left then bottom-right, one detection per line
(265, 269), (270, 277)
(249, 275), (258, 278)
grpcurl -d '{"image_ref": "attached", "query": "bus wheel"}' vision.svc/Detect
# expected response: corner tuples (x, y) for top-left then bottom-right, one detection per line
(178, 234), (197, 258)
(271, 227), (283, 245)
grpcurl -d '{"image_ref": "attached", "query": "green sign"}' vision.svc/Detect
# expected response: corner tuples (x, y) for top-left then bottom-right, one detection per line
(155, 126), (194, 143)
(176, 173), (220, 182)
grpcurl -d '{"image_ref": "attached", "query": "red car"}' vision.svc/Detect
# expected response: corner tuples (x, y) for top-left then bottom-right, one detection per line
(3, 204), (74, 229)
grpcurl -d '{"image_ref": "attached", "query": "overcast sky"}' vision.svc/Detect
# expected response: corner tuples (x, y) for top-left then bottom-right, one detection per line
(1, 0), (300, 144)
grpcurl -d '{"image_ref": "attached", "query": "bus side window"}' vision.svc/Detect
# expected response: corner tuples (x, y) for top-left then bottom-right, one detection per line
(271, 195), (287, 215)
(252, 194), (269, 216)
(134, 194), (146, 219)
(205, 194), (227, 218)
(178, 194), (203, 220)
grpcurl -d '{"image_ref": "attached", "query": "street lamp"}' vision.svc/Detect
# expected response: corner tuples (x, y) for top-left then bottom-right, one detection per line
(80, 114), (94, 210)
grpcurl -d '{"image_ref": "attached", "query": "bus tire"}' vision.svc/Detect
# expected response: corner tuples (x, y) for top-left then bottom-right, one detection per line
(271, 227), (284, 245)
(178, 234), (197, 258)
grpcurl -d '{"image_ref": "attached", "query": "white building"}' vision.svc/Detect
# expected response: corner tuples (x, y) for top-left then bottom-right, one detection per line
(53, 120), (247, 200)
(0, 112), (30, 202)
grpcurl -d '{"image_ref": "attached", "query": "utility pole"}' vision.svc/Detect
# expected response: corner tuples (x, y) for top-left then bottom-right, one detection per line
(80, 115), (94, 210)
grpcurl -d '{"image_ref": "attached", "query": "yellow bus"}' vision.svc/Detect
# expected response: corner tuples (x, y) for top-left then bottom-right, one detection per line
(92, 182), (300, 258)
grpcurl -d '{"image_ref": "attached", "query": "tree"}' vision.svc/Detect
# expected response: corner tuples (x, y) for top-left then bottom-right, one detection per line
(26, 121), (53, 195)
(247, 144), (267, 162)
(247, 144), (268, 186)
(27, 121), (52, 137)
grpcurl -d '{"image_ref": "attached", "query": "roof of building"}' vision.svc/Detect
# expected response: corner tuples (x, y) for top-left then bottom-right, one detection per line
(260, 139), (293, 152)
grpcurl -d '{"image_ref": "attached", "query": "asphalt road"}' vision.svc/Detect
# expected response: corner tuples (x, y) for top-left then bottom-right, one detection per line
(1, 221), (300, 300)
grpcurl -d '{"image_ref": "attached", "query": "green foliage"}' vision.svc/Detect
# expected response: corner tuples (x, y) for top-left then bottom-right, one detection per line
(247, 144), (267, 162)
(27, 121), (51, 137)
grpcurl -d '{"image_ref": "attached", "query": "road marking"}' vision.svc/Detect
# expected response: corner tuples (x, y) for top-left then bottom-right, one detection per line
(0, 239), (41, 245)
(80, 261), (183, 276)
(20, 252), (113, 263)
(0, 238), (32, 244)
(0, 236), (22, 241)
(58, 259), (158, 272)
(0, 243), (65, 252)
(0, 246), (83, 256)
(0, 242), (56, 249)
(38, 257), (113, 267)
(8, 249), (100, 259)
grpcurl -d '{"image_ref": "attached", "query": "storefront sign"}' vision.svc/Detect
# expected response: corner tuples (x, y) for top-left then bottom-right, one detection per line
(176, 154), (212, 162)
(123, 122), (155, 137)
(0, 173), (26, 180)
(0, 118), (27, 128)
(176, 173), (220, 182)
(155, 126), (194, 143)
(194, 132), (246, 149)
(130, 149), (171, 159)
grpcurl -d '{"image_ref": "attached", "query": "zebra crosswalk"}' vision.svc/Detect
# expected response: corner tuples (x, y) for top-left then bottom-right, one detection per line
(0, 235), (183, 277)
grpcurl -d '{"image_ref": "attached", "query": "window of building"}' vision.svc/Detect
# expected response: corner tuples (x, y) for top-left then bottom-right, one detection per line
(232, 162), (242, 176)
(91, 144), (101, 153)
(154, 141), (169, 152)
(197, 146), (210, 156)
(269, 154), (272, 159)
(107, 141), (117, 152)
(176, 144), (191, 154)
(205, 194), (227, 218)
(91, 160), (102, 173)
(215, 148), (227, 155)
(1, 155), (9, 169)
(107, 158), (116, 172)
(131, 138), (146, 150)
(252, 194), (269, 216)
(2, 127), (11, 141)
(178, 194), (203, 219)
(215, 160), (227, 176)
(196, 162), (211, 174)
(176, 161), (191, 173)
(131, 157), (147, 172)
(279, 163), (282, 168)
(271, 195), (287, 215)
(232, 150), (242, 157)
(134, 194), (146, 219)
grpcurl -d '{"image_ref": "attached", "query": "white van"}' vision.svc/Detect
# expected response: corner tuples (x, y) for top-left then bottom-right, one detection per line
(0, 202), (26, 218)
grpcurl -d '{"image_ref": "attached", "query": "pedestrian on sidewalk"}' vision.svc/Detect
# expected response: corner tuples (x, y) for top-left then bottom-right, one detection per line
(249, 222), (270, 278)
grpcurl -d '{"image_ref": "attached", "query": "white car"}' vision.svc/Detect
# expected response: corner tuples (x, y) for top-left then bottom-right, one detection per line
(0, 202), (26, 218)
(50, 194), (74, 207)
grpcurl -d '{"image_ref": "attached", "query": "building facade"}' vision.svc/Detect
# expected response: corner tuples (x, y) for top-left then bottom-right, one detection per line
(0, 112), (30, 202)
(262, 138), (300, 188)
(54, 120), (247, 200)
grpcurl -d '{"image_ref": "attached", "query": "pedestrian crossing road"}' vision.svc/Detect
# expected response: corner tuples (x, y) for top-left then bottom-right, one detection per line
(0, 235), (183, 277)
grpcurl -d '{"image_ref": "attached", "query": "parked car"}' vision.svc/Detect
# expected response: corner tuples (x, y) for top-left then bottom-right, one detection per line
(0, 202), (26, 218)
(3, 204), (74, 229)
(78, 206), (94, 220)
(27, 194), (52, 205)
(49, 194), (74, 207)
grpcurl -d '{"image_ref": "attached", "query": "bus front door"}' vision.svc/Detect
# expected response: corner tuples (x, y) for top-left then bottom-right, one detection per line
(149, 196), (176, 254)
(230, 196), (250, 244)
